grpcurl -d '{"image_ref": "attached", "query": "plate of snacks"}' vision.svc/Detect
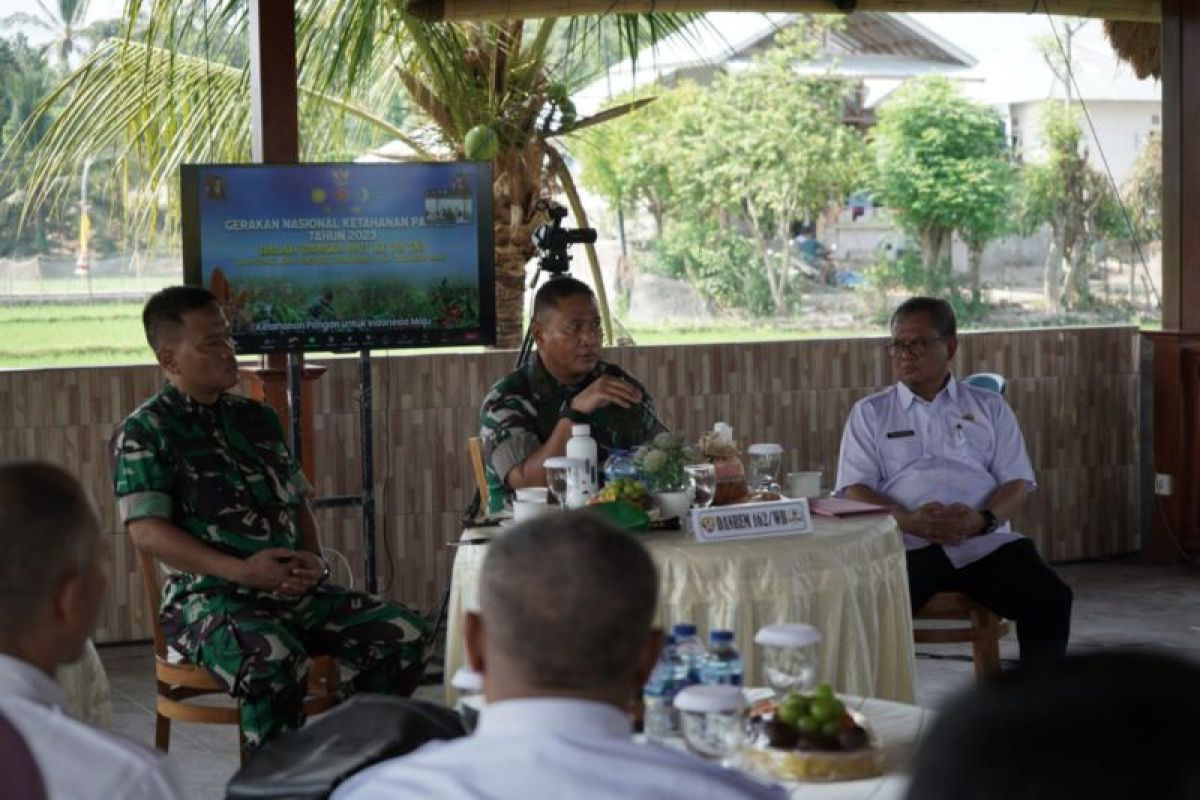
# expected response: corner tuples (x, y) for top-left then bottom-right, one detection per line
(742, 683), (883, 782)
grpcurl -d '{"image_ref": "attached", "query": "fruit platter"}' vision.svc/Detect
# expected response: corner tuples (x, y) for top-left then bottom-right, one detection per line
(742, 683), (883, 782)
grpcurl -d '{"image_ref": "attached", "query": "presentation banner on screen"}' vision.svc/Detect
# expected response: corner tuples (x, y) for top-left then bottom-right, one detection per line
(181, 161), (495, 354)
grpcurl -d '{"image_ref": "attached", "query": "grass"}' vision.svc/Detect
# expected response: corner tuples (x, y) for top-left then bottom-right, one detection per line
(0, 301), (1159, 370)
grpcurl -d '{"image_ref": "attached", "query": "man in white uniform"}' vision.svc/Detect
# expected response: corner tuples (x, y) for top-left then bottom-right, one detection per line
(0, 462), (183, 799)
(836, 297), (1072, 666)
(334, 511), (784, 799)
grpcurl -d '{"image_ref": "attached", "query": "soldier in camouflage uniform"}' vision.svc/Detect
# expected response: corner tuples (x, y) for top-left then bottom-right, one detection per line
(113, 286), (429, 749)
(480, 277), (665, 511)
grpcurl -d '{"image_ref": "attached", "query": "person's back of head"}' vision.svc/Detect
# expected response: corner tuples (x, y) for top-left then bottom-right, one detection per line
(0, 462), (106, 672)
(471, 509), (659, 702)
(906, 649), (1200, 800)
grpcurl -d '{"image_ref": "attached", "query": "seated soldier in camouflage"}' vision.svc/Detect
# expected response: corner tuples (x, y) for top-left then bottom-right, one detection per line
(112, 286), (430, 750)
(480, 277), (665, 511)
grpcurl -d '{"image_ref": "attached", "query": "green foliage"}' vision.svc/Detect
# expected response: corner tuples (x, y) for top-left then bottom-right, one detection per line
(1120, 132), (1161, 244)
(574, 19), (867, 314)
(869, 76), (1014, 280)
(1015, 102), (1118, 308)
(633, 431), (699, 491)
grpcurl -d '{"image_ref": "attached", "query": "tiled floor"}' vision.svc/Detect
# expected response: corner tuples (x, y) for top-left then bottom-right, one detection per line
(97, 557), (1200, 799)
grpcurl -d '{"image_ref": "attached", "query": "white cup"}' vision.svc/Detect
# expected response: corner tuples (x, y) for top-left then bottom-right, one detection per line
(787, 470), (823, 499)
(514, 487), (549, 503)
(512, 498), (552, 523)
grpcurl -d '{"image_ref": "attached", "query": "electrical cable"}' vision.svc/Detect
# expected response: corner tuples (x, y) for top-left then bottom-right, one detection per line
(1041, 7), (1162, 310)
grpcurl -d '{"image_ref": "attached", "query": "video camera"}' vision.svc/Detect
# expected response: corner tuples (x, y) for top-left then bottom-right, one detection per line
(531, 200), (597, 275)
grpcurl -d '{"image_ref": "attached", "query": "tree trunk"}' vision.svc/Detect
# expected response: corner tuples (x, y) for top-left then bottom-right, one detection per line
(920, 227), (948, 285)
(491, 142), (546, 349)
(967, 241), (984, 305)
(1043, 227), (1065, 310)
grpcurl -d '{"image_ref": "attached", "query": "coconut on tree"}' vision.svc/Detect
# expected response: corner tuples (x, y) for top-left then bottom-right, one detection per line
(6, 1), (694, 347)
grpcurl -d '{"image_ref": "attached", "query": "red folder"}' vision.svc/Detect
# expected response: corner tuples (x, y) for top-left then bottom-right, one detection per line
(810, 497), (891, 517)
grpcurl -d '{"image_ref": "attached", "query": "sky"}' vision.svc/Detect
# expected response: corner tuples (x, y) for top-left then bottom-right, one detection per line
(0, 0), (127, 46)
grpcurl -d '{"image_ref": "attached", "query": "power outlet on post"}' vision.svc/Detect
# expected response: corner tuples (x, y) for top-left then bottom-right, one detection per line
(1154, 473), (1173, 496)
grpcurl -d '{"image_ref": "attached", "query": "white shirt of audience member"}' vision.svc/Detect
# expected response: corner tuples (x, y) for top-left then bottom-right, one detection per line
(836, 375), (1036, 568)
(0, 653), (183, 800)
(332, 697), (786, 800)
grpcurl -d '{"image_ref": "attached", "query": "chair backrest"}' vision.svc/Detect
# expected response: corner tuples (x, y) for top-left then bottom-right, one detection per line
(0, 711), (47, 800)
(136, 549), (169, 661)
(467, 437), (489, 511)
(963, 372), (1007, 396)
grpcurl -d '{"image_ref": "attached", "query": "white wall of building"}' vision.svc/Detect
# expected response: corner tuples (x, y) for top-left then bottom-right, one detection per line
(1011, 99), (1160, 185)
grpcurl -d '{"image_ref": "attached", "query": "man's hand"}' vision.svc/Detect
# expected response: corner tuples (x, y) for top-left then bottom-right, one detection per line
(236, 548), (321, 596)
(570, 376), (643, 415)
(896, 502), (983, 544)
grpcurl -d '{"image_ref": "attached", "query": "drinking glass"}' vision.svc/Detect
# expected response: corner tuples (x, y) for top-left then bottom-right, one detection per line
(755, 624), (823, 696)
(685, 463), (718, 508)
(747, 443), (783, 493)
(674, 685), (745, 767)
(542, 457), (581, 511)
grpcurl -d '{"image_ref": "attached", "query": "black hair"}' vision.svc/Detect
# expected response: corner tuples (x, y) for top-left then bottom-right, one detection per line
(532, 277), (595, 322)
(890, 296), (957, 338)
(142, 285), (218, 350)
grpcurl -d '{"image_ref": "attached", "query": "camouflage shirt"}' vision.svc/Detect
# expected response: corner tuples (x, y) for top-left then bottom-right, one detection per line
(113, 382), (313, 604)
(479, 355), (665, 509)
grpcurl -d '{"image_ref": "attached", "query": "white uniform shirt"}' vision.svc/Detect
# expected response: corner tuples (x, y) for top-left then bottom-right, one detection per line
(0, 653), (183, 800)
(835, 375), (1036, 568)
(332, 697), (787, 800)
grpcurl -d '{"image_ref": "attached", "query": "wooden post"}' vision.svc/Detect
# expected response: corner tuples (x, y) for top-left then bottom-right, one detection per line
(244, 1), (323, 480)
(1145, 0), (1200, 561)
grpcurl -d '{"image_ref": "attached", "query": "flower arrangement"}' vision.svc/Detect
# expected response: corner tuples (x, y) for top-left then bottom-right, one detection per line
(634, 432), (700, 492)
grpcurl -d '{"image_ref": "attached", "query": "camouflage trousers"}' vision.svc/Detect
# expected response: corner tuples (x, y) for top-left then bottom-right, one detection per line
(162, 582), (431, 749)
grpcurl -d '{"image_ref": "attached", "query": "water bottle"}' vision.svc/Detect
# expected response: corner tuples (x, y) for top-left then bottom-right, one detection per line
(566, 424), (599, 496)
(700, 629), (744, 686)
(642, 635), (677, 741)
(672, 623), (705, 686)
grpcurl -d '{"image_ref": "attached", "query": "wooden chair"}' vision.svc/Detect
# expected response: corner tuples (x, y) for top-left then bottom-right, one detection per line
(136, 549), (339, 761)
(913, 592), (1011, 679)
(467, 436), (490, 514)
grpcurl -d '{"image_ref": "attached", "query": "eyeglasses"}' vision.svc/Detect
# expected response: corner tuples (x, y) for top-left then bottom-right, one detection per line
(885, 336), (943, 358)
(553, 319), (603, 339)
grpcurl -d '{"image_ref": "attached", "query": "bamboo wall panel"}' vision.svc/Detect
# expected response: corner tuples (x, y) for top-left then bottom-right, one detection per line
(0, 326), (1140, 643)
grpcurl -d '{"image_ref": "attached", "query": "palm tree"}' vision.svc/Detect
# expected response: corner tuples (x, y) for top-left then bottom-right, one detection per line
(1, 0), (93, 72)
(7, 0), (694, 347)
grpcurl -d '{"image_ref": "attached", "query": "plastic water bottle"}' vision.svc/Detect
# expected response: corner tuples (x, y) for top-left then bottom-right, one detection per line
(566, 424), (599, 496)
(672, 623), (706, 686)
(642, 635), (677, 741)
(700, 629), (744, 686)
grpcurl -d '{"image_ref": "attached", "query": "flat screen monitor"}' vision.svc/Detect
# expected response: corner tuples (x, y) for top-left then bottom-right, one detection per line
(181, 161), (495, 353)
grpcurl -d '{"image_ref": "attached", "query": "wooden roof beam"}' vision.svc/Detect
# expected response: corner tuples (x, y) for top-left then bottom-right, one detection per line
(405, 1), (1159, 23)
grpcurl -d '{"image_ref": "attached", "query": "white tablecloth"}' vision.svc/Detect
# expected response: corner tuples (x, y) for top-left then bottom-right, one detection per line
(444, 515), (916, 704)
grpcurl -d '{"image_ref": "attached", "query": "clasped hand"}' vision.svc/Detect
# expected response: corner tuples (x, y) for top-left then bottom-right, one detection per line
(570, 375), (643, 415)
(238, 548), (323, 596)
(899, 502), (983, 544)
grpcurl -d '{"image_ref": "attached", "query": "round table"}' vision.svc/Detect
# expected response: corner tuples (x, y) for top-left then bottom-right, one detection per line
(444, 514), (916, 705)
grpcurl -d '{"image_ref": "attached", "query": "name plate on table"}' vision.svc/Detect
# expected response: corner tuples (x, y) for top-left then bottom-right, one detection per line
(687, 498), (813, 543)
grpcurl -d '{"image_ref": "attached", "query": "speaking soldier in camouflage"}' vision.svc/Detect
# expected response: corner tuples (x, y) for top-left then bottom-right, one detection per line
(114, 286), (429, 749)
(480, 277), (665, 511)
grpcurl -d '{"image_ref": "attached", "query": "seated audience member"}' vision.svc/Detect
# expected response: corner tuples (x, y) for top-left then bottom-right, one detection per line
(835, 296), (1071, 666)
(112, 286), (429, 749)
(906, 649), (1200, 800)
(333, 511), (785, 800)
(0, 462), (183, 799)
(479, 277), (665, 510)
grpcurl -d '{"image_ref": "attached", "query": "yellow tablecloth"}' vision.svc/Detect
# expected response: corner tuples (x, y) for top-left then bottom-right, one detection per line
(54, 639), (113, 729)
(444, 515), (916, 705)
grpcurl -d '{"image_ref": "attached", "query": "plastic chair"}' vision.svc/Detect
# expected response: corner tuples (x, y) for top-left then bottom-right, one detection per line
(136, 549), (340, 762)
(913, 592), (1011, 679)
(963, 372), (1007, 395)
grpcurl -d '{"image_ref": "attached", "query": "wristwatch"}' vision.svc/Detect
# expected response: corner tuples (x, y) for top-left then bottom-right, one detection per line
(560, 401), (589, 424)
(976, 509), (999, 537)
